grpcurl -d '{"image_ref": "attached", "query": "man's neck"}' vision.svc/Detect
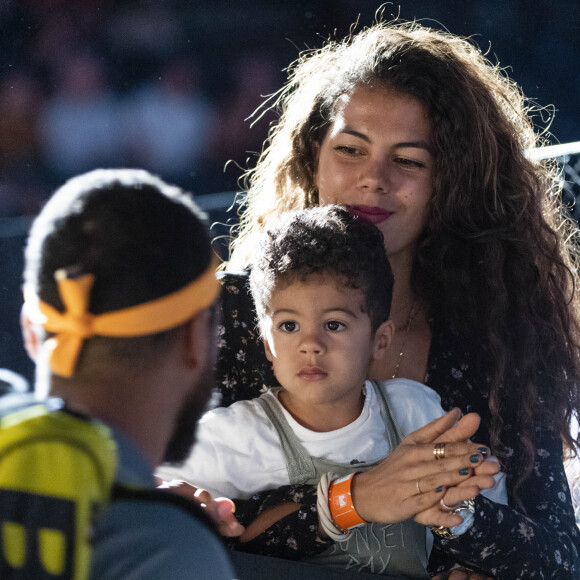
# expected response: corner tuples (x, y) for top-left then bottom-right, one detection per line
(49, 372), (170, 469)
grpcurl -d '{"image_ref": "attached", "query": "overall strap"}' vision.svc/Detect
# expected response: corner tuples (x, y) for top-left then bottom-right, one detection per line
(253, 393), (317, 484)
(369, 380), (405, 448)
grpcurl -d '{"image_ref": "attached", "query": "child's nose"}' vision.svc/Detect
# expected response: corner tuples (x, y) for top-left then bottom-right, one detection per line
(299, 330), (325, 354)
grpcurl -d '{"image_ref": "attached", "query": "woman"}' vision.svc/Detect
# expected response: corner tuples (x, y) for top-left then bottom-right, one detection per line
(215, 20), (580, 578)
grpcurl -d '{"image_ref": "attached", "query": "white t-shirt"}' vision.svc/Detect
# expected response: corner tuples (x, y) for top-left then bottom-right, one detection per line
(157, 378), (507, 505)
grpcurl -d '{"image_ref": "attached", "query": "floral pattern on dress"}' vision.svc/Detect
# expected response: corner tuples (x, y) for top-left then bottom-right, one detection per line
(215, 271), (580, 578)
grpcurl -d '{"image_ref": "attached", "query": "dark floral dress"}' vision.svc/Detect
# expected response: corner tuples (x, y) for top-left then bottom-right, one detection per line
(215, 271), (580, 578)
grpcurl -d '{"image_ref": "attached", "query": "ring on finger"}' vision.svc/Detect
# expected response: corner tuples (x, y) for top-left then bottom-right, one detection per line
(439, 497), (462, 512)
(433, 442), (446, 460)
(416, 479), (424, 494)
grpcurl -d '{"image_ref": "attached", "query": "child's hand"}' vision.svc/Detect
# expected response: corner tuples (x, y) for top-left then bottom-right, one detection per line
(156, 478), (245, 537)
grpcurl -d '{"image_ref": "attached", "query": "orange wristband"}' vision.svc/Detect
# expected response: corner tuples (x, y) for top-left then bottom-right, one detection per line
(329, 472), (367, 531)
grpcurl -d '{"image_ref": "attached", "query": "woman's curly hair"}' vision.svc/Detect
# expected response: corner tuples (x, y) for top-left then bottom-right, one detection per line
(228, 19), (580, 503)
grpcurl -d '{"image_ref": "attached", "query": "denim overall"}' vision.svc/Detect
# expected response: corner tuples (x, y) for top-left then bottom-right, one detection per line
(255, 381), (429, 578)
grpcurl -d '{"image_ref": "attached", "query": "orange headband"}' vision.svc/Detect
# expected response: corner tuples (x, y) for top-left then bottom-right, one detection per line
(28, 258), (220, 378)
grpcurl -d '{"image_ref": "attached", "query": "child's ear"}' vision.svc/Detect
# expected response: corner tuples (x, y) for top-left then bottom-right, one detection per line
(260, 324), (274, 362)
(263, 339), (274, 362)
(372, 320), (395, 360)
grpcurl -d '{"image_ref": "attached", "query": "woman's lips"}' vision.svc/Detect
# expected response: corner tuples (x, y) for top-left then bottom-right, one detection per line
(298, 367), (328, 381)
(347, 205), (393, 225)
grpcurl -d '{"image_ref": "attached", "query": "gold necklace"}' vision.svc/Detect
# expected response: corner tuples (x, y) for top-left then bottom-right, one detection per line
(391, 301), (417, 379)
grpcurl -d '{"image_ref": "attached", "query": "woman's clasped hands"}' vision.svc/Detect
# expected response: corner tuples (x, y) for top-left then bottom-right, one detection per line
(351, 408), (499, 529)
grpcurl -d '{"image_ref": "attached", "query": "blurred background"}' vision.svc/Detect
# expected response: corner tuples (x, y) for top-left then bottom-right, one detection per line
(1, 0), (579, 385)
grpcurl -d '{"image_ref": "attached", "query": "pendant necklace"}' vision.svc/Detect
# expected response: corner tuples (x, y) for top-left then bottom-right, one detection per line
(392, 300), (418, 379)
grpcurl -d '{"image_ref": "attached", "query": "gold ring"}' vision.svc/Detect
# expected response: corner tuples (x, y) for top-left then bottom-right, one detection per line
(433, 442), (446, 460)
(416, 479), (423, 494)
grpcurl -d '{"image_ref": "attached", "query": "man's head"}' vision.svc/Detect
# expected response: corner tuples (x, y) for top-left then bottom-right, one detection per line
(22, 168), (219, 463)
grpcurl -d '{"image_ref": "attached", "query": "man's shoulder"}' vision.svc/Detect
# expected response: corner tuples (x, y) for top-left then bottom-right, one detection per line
(93, 494), (235, 578)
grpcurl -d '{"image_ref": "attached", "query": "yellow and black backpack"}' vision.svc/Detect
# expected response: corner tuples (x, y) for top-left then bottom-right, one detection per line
(0, 395), (221, 580)
(0, 396), (117, 579)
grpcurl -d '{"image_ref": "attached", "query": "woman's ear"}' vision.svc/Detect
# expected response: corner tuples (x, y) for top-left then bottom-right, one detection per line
(312, 141), (321, 187)
(372, 320), (395, 361)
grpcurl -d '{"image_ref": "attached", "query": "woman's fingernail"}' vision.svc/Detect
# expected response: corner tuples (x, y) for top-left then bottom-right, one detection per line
(477, 447), (489, 457)
(459, 468), (469, 476)
(435, 486), (443, 493)
(470, 454), (480, 463)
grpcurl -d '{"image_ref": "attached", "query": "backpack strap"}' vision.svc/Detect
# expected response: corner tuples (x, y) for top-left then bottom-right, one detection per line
(111, 484), (223, 542)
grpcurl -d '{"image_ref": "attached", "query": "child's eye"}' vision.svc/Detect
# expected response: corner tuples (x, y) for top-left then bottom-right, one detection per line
(279, 321), (298, 332)
(325, 321), (345, 332)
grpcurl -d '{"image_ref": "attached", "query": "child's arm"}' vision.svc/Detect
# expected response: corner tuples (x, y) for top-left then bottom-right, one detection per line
(155, 399), (290, 503)
(155, 478), (244, 537)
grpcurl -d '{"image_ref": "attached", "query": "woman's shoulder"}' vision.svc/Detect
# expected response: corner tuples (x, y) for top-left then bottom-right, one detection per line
(218, 268), (251, 293)
(217, 269), (255, 324)
(215, 267), (276, 405)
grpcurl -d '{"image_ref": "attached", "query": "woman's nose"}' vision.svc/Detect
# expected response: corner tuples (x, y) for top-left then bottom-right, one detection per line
(359, 158), (389, 193)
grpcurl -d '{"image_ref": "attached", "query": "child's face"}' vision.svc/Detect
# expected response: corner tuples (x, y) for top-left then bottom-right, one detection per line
(260, 275), (393, 422)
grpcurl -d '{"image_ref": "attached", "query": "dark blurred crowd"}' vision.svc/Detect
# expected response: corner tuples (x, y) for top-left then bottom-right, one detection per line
(0, 0), (292, 216)
(0, 0), (578, 218)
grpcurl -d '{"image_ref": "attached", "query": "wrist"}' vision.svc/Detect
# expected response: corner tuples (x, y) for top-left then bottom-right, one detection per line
(349, 470), (371, 523)
(329, 472), (367, 531)
(430, 498), (476, 541)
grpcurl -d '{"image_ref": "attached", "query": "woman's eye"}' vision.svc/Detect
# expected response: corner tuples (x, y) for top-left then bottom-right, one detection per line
(326, 321), (345, 331)
(280, 321), (298, 332)
(395, 157), (425, 168)
(335, 145), (360, 156)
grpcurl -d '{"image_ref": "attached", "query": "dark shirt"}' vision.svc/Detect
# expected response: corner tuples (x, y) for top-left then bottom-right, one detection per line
(215, 271), (580, 578)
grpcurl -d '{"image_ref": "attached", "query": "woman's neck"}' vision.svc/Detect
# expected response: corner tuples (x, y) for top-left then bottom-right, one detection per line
(388, 250), (416, 327)
(369, 247), (432, 383)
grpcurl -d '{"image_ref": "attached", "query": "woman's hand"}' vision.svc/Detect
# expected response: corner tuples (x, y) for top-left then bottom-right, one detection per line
(351, 409), (490, 527)
(156, 478), (245, 537)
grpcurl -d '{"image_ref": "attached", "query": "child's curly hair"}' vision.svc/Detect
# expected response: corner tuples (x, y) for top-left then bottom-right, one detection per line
(249, 205), (393, 333)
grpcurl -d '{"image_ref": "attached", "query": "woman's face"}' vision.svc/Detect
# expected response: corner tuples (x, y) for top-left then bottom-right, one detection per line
(314, 86), (434, 265)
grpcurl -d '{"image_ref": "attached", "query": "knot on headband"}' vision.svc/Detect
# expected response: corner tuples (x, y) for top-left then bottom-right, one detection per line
(29, 258), (220, 378)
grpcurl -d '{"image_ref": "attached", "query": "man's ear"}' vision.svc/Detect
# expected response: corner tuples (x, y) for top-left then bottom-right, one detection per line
(183, 307), (213, 369)
(372, 320), (395, 361)
(21, 303), (40, 362)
